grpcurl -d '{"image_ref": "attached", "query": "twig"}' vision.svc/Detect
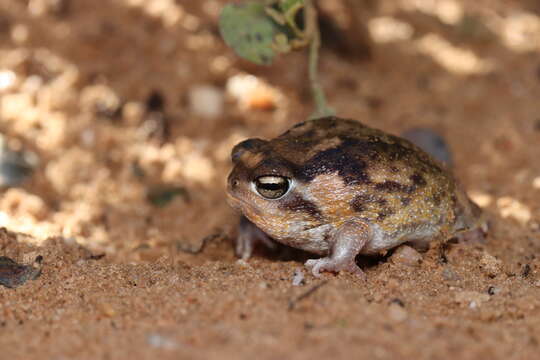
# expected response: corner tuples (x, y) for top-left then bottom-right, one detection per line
(288, 279), (329, 311)
(304, 0), (335, 119)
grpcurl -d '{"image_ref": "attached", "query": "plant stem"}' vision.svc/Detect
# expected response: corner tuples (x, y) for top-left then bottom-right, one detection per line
(304, 0), (335, 119)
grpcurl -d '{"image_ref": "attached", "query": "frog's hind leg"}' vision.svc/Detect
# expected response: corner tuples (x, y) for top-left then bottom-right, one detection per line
(304, 219), (369, 278)
(454, 224), (488, 245)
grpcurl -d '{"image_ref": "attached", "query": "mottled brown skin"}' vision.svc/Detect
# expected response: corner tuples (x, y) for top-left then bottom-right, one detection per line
(227, 117), (482, 277)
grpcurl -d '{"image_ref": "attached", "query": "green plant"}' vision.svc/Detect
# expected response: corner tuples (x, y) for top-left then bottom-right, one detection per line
(219, 0), (335, 119)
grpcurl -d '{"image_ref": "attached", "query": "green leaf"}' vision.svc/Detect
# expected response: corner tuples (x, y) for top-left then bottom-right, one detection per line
(279, 0), (304, 16)
(219, 2), (289, 65)
(279, 0), (304, 34)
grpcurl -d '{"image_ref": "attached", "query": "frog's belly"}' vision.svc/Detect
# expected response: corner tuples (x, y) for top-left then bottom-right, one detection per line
(275, 223), (334, 255)
(271, 220), (441, 256)
(361, 223), (440, 255)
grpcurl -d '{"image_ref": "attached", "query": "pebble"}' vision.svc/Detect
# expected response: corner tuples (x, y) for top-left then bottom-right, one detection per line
(1, 188), (49, 220)
(146, 185), (189, 207)
(235, 259), (250, 269)
(487, 286), (500, 296)
(402, 128), (452, 166)
(146, 91), (165, 112)
(388, 303), (408, 322)
(0, 135), (38, 187)
(442, 267), (461, 281)
(479, 252), (502, 277)
(188, 84), (224, 119)
(136, 248), (165, 262)
(0, 70), (16, 91)
(97, 302), (116, 317)
(497, 196), (531, 225)
(147, 333), (178, 350)
(0, 255), (42, 288)
(226, 74), (280, 111)
(454, 291), (490, 307)
(390, 245), (422, 267)
(80, 84), (121, 118)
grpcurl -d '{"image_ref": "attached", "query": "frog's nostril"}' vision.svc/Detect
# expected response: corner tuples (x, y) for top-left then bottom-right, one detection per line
(232, 179), (239, 189)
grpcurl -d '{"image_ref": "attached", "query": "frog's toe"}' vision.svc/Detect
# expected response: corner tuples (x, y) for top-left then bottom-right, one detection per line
(455, 226), (487, 245)
(236, 230), (254, 260)
(304, 257), (366, 279)
(304, 258), (325, 277)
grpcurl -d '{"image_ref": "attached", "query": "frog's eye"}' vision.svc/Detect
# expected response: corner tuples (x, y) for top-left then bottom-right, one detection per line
(254, 176), (290, 199)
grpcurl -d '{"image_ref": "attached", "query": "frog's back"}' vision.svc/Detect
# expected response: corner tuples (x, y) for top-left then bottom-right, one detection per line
(269, 117), (468, 250)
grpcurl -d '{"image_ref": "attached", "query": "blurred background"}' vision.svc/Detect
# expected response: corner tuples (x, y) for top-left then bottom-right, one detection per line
(2, 1), (540, 359)
(0, 0), (538, 259)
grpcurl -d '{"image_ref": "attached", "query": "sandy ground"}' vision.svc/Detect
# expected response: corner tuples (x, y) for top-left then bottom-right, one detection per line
(0, 0), (539, 359)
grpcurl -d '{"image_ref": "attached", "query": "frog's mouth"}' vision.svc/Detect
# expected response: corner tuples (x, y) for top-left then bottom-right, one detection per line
(226, 192), (243, 211)
(226, 192), (264, 219)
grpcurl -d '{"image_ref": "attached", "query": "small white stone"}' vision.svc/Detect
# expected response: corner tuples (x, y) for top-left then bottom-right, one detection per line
(455, 291), (490, 307)
(368, 17), (414, 43)
(479, 252), (502, 277)
(390, 245), (422, 267)
(388, 303), (408, 322)
(188, 84), (224, 119)
(468, 191), (492, 207)
(147, 333), (178, 350)
(0, 70), (16, 91)
(533, 177), (540, 189)
(235, 259), (250, 269)
(81, 128), (95, 147)
(497, 196), (531, 225)
(226, 74), (280, 111)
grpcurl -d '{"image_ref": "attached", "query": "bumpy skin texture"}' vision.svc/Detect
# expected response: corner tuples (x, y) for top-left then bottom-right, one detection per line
(227, 117), (483, 277)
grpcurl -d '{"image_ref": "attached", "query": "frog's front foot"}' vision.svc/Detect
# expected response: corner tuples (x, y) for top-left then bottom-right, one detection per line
(305, 257), (366, 279)
(236, 216), (276, 260)
(304, 219), (370, 279)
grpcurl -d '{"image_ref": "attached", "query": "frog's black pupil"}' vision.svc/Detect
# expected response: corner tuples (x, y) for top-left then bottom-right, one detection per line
(260, 182), (281, 191)
(255, 176), (289, 199)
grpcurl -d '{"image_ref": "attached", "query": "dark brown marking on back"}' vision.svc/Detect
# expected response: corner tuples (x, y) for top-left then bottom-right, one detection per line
(297, 146), (371, 185)
(401, 197), (412, 206)
(377, 208), (395, 220)
(410, 173), (427, 187)
(375, 181), (414, 194)
(351, 199), (365, 212)
(271, 117), (449, 189)
(351, 194), (370, 212)
(351, 194), (388, 213)
(231, 138), (267, 163)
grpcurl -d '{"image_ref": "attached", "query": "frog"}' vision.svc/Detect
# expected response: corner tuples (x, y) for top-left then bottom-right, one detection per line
(227, 116), (484, 277)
